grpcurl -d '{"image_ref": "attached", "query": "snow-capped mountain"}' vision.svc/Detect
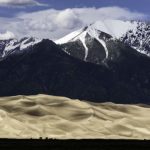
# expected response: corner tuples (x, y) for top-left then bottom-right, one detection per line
(0, 20), (150, 103)
(56, 20), (150, 64)
(0, 36), (41, 58)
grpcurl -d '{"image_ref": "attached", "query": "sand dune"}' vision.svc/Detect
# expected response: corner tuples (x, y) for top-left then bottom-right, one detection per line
(0, 94), (150, 139)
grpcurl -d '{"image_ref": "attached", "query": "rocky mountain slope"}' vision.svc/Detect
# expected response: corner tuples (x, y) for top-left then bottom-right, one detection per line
(0, 37), (41, 58)
(0, 39), (149, 103)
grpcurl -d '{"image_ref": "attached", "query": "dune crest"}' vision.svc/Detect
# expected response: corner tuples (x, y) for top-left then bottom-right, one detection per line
(0, 94), (149, 139)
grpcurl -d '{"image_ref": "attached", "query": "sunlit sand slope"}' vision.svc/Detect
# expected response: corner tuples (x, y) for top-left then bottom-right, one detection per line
(0, 94), (150, 139)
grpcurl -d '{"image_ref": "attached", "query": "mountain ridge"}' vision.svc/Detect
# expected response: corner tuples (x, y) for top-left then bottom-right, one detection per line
(0, 39), (149, 103)
(0, 37), (41, 59)
(56, 19), (150, 64)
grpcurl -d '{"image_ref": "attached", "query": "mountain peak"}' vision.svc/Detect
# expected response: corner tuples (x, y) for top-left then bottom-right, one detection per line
(56, 19), (140, 44)
(56, 19), (150, 62)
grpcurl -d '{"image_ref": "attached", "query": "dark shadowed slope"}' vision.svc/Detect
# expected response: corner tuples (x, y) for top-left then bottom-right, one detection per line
(0, 39), (150, 103)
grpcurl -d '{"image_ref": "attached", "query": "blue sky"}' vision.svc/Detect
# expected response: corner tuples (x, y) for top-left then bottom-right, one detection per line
(0, 0), (149, 39)
(0, 0), (149, 17)
(41, 0), (150, 13)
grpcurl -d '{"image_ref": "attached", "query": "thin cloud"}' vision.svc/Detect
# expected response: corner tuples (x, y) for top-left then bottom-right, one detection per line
(0, 31), (15, 40)
(0, 0), (47, 7)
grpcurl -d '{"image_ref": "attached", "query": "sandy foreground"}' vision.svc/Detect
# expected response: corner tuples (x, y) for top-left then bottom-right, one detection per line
(0, 94), (149, 139)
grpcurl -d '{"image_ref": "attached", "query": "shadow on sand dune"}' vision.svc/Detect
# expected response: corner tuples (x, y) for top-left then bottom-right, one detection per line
(0, 94), (150, 139)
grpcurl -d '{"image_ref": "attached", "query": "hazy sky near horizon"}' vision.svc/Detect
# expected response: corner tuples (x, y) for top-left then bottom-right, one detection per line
(0, 0), (149, 39)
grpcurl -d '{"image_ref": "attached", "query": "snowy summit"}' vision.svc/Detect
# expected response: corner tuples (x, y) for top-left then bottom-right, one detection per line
(56, 19), (150, 57)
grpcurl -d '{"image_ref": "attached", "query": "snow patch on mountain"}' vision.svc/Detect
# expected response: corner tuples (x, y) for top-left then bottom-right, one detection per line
(120, 21), (150, 56)
(20, 37), (41, 50)
(87, 26), (109, 58)
(77, 31), (88, 60)
(1, 37), (42, 58)
(55, 28), (83, 44)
